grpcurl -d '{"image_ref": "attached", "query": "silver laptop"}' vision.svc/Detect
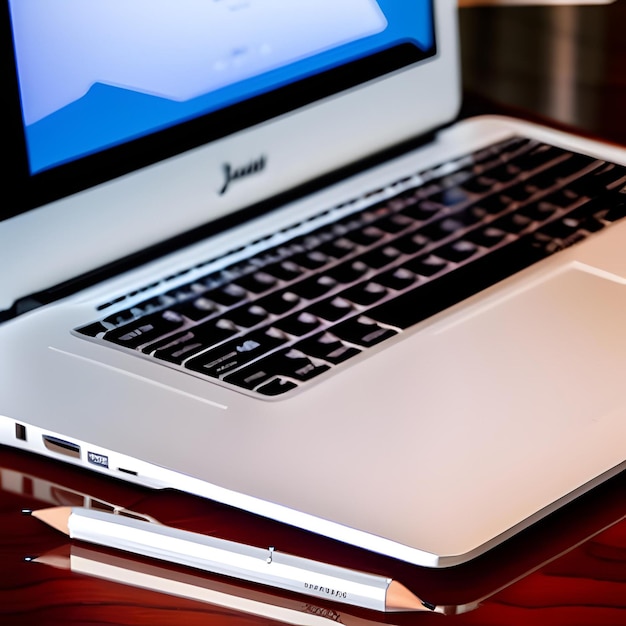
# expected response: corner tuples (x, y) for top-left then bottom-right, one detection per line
(1, 0), (625, 568)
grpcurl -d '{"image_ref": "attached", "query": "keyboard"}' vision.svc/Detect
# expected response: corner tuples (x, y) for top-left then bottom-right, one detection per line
(77, 136), (626, 396)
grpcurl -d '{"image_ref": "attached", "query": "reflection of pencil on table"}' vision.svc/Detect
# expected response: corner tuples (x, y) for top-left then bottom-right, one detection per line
(29, 544), (403, 626)
(25, 506), (436, 614)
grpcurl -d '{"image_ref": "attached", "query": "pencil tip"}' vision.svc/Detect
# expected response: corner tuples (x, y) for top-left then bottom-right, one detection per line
(386, 580), (435, 612)
(30, 506), (72, 535)
(21, 509), (33, 516)
(24, 555), (37, 562)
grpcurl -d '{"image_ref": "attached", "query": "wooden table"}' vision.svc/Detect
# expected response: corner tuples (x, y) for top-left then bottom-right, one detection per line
(1, 445), (625, 625)
(2, 4), (626, 624)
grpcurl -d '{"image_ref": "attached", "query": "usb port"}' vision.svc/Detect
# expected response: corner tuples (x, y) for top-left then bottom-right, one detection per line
(42, 435), (81, 459)
(118, 467), (138, 476)
(15, 423), (27, 441)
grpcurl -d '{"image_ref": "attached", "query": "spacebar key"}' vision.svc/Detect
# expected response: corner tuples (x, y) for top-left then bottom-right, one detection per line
(368, 238), (548, 329)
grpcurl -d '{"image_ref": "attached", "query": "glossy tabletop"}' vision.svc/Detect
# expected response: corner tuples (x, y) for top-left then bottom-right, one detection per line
(1, 446), (625, 626)
(3, 3), (626, 624)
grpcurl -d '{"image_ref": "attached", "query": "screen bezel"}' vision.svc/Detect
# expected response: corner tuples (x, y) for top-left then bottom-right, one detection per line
(0, 0), (460, 315)
(3, 2), (435, 221)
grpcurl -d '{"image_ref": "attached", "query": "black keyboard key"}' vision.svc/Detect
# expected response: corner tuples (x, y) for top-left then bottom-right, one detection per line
(439, 169), (474, 190)
(263, 260), (305, 282)
(581, 216), (606, 233)
(308, 296), (356, 321)
(342, 281), (388, 306)
(274, 311), (323, 336)
(173, 296), (221, 321)
(103, 308), (137, 327)
(421, 217), (466, 242)
(528, 173), (560, 194)
(539, 188), (580, 209)
(460, 175), (498, 195)
(473, 193), (511, 215)
(222, 305), (270, 329)
(257, 378), (298, 396)
(491, 212), (533, 234)
(326, 260), (370, 283)
(345, 225), (387, 246)
(376, 267), (419, 291)
(291, 275), (338, 299)
(394, 232), (431, 255)
(105, 310), (185, 349)
(603, 196), (626, 222)
(400, 199), (444, 221)
(406, 254), (449, 277)
(295, 332), (361, 364)
(223, 363), (276, 390)
(267, 349), (331, 381)
(165, 281), (206, 303)
(428, 185), (474, 207)
(537, 217), (583, 240)
(520, 152), (591, 192)
(291, 250), (332, 270)
(466, 226), (508, 248)
(227, 349), (330, 389)
(498, 136), (533, 156)
(519, 200), (561, 222)
(186, 327), (287, 378)
(207, 284), (249, 306)
(76, 321), (108, 337)
(443, 207), (484, 231)
(435, 239), (480, 263)
(360, 246), (402, 269)
(234, 271), (278, 294)
(147, 320), (238, 364)
(256, 290), (302, 315)
(573, 188), (626, 223)
(501, 182), (536, 203)
(385, 190), (419, 213)
(317, 237), (358, 259)
(484, 163), (520, 184)
(540, 152), (595, 181)
(375, 213), (415, 233)
(560, 199), (607, 233)
(507, 143), (565, 171)
(571, 162), (626, 196)
(335, 214), (367, 235)
(418, 182), (445, 201)
(333, 316), (397, 347)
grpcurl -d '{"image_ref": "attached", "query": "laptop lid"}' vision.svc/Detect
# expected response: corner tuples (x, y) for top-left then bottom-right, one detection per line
(1, 0), (460, 315)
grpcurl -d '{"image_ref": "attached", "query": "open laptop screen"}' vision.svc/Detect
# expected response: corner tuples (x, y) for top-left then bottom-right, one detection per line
(4, 0), (436, 219)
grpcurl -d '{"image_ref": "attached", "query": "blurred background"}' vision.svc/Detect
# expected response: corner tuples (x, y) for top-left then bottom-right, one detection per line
(459, 0), (626, 145)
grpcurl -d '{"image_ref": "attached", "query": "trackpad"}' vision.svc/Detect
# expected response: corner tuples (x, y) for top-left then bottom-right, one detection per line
(432, 263), (626, 433)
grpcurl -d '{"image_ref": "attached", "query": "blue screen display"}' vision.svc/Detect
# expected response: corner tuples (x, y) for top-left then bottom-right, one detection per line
(9, 0), (434, 175)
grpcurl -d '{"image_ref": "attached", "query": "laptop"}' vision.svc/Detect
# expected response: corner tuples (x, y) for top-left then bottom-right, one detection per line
(1, 0), (625, 568)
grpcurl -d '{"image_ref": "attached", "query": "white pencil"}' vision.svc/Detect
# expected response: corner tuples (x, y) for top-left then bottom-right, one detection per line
(30, 544), (440, 626)
(27, 506), (435, 613)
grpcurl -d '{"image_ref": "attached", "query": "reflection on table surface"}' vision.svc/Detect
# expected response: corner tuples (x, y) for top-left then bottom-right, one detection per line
(1, 446), (625, 625)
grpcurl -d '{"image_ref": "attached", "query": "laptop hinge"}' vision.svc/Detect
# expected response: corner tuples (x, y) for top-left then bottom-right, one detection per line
(1, 127), (443, 324)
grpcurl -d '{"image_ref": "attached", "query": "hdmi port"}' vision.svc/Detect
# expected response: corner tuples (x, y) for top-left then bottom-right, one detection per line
(43, 435), (81, 459)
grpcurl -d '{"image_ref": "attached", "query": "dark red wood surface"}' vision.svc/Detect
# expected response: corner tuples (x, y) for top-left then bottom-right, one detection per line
(1, 445), (625, 625)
